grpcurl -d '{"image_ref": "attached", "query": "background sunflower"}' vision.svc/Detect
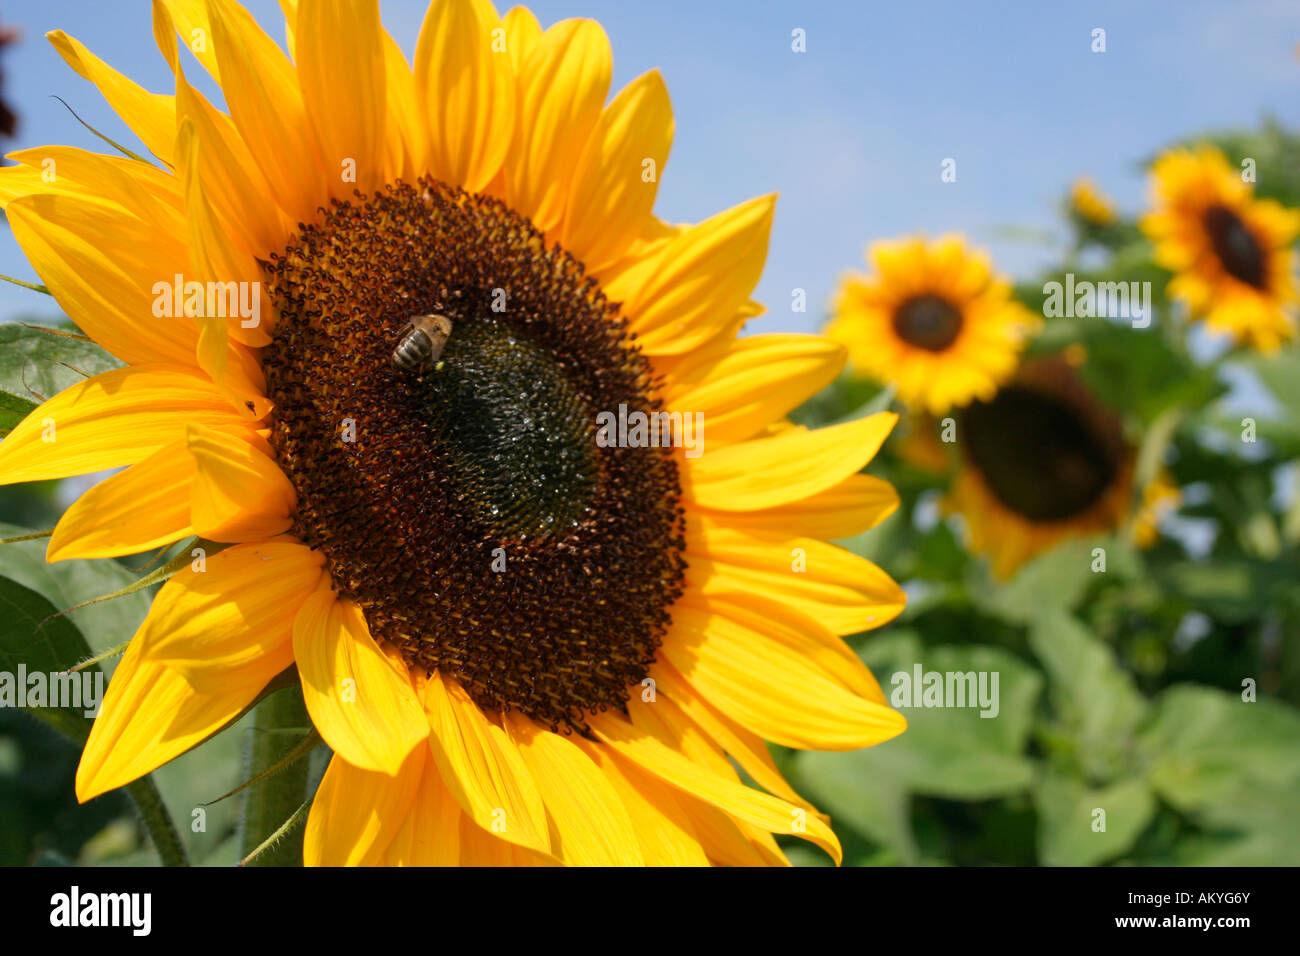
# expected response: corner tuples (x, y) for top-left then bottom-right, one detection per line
(825, 235), (1039, 416)
(1142, 145), (1300, 352)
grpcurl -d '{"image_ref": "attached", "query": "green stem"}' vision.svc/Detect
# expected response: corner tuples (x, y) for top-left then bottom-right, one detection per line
(238, 684), (313, 866)
(125, 775), (189, 867)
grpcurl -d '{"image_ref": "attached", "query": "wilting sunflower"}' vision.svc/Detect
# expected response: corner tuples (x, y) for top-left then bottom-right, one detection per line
(0, 0), (908, 865)
(825, 235), (1039, 416)
(946, 356), (1135, 579)
(1069, 177), (1116, 227)
(1141, 145), (1300, 352)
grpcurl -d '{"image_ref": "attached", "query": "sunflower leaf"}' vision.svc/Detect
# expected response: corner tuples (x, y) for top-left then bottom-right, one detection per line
(0, 574), (99, 741)
(796, 643), (1042, 863)
(1137, 684), (1300, 813)
(0, 324), (122, 419)
(0, 389), (37, 437)
(0, 522), (154, 661)
(1034, 772), (1156, 866)
(1029, 610), (1147, 782)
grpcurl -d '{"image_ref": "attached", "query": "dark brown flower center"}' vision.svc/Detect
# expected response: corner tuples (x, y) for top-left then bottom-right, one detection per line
(893, 294), (964, 351)
(961, 385), (1120, 522)
(1203, 203), (1266, 289)
(260, 179), (686, 733)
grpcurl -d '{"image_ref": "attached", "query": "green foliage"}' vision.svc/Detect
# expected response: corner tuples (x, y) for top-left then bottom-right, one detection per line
(0, 323), (122, 437)
(0, 576), (99, 742)
(786, 117), (1300, 866)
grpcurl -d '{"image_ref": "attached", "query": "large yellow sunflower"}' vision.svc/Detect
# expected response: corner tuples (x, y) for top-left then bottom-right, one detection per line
(825, 234), (1039, 416)
(1141, 145), (1300, 352)
(945, 355), (1136, 579)
(0, 0), (907, 866)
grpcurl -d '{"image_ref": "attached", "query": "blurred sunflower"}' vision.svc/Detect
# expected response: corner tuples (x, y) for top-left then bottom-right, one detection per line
(1069, 177), (1116, 227)
(1133, 473), (1181, 550)
(946, 356), (1135, 578)
(0, 0), (908, 866)
(1141, 145), (1300, 352)
(825, 235), (1039, 416)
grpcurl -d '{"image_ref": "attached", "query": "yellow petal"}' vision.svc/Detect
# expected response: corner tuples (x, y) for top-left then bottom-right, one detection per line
(501, 5), (541, 73)
(143, 538), (323, 688)
(414, 0), (516, 194)
(0, 365), (248, 485)
(172, 60), (291, 266)
(688, 518), (906, 635)
(590, 699), (842, 864)
(604, 195), (774, 355)
(621, 687), (793, 867)
(660, 596), (906, 750)
(6, 195), (198, 368)
(2, 147), (182, 226)
(76, 639), (277, 801)
(304, 748), (425, 866)
(561, 69), (673, 272)
(654, 662), (824, 813)
(206, 0), (327, 226)
(570, 735), (709, 866)
(47, 439), (195, 561)
(686, 412), (897, 511)
(157, 0), (222, 82)
(278, 0), (299, 56)
(706, 594), (888, 703)
(699, 472), (899, 539)
(382, 755), (463, 865)
(421, 671), (551, 856)
(667, 334), (846, 446)
(505, 18), (611, 234)
(46, 30), (176, 164)
(293, 591), (427, 775)
(381, 29), (420, 180)
(297, 0), (387, 197)
(504, 714), (642, 866)
(458, 813), (553, 866)
(174, 121), (273, 422)
(186, 424), (295, 542)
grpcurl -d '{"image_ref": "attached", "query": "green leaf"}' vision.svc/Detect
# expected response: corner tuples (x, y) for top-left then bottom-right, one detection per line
(1156, 559), (1297, 623)
(1034, 773), (1156, 866)
(1138, 684), (1300, 812)
(0, 390), (38, 437)
(0, 324), (121, 428)
(971, 539), (1096, 625)
(0, 522), (154, 661)
(0, 575), (98, 741)
(1029, 610), (1147, 782)
(796, 644), (1042, 863)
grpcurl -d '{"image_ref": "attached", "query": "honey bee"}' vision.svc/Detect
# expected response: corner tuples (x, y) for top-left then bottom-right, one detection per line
(392, 314), (453, 374)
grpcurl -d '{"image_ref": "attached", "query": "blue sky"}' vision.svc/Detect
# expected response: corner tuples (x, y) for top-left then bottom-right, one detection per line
(1, 0), (1299, 335)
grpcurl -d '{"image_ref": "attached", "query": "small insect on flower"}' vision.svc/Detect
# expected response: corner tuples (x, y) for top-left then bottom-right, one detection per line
(392, 314), (453, 374)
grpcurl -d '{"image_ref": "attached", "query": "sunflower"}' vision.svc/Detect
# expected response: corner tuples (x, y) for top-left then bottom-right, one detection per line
(825, 235), (1039, 416)
(1141, 145), (1300, 352)
(1069, 177), (1116, 227)
(1133, 472), (1180, 550)
(0, 0), (908, 866)
(945, 356), (1135, 579)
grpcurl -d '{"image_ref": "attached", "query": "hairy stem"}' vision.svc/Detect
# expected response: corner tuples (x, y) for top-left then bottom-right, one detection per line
(238, 684), (312, 867)
(125, 775), (189, 867)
